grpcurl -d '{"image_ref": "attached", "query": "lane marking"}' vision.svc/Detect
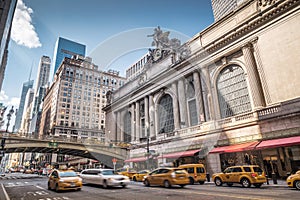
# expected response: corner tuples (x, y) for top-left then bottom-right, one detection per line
(1, 183), (10, 200)
(145, 186), (274, 200)
(36, 185), (46, 190)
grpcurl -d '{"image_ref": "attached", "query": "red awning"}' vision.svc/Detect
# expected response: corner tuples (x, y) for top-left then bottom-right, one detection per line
(124, 157), (147, 163)
(210, 141), (259, 154)
(157, 149), (200, 159)
(256, 136), (300, 150)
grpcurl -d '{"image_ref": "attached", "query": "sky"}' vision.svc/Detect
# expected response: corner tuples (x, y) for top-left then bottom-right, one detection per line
(0, 0), (214, 127)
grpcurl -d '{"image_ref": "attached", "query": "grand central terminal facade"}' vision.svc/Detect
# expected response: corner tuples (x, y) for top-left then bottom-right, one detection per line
(104, 0), (300, 178)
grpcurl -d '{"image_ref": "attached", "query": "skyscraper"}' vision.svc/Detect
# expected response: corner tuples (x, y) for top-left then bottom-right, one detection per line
(29, 56), (51, 135)
(0, 0), (17, 90)
(52, 37), (86, 79)
(14, 79), (34, 132)
(33, 56), (51, 114)
(211, 0), (247, 21)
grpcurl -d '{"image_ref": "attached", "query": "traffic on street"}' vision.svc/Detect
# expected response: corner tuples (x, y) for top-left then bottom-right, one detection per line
(0, 174), (299, 200)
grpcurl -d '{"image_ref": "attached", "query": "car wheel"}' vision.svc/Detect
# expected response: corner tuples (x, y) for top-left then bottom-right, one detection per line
(133, 177), (137, 182)
(253, 183), (262, 188)
(164, 180), (171, 188)
(47, 182), (51, 190)
(189, 177), (194, 185)
(214, 177), (223, 186)
(103, 180), (108, 189)
(227, 183), (233, 187)
(144, 179), (150, 187)
(241, 178), (251, 188)
(199, 181), (205, 185)
(55, 184), (60, 192)
(295, 181), (300, 190)
(122, 184), (127, 188)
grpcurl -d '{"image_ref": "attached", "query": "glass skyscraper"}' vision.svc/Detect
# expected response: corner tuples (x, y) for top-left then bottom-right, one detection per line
(52, 37), (86, 79)
(0, 0), (17, 90)
(14, 79), (34, 132)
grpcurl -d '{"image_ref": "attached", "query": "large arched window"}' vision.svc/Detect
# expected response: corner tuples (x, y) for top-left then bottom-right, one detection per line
(186, 75), (198, 126)
(217, 65), (251, 118)
(158, 94), (174, 134)
(123, 112), (131, 143)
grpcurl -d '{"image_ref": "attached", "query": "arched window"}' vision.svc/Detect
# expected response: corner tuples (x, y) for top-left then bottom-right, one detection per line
(158, 94), (174, 134)
(123, 112), (131, 143)
(217, 65), (251, 118)
(186, 76), (198, 126)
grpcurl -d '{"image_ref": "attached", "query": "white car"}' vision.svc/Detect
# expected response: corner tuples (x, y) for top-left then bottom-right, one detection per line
(79, 168), (130, 188)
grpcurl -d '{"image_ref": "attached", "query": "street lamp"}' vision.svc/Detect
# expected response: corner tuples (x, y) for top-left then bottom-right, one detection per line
(5, 106), (14, 133)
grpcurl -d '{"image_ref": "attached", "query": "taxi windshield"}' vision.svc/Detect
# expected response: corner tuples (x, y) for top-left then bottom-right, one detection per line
(59, 171), (77, 177)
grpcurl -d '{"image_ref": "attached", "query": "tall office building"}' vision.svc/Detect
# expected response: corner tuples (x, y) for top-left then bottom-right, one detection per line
(32, 56), (51, 114)
(0, 0), (17, 90)
(14, 79), (34, 132)
(52, 37), (86, 79)
(29, 56), (51, 135)
(211, 0), (247, 21)
(39, 55), (126, 143)
(20, 88), (34, 135)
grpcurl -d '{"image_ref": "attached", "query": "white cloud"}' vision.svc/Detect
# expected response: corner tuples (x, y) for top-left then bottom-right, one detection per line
(11, 0), (42, 48)
(0, 91), (19, 108)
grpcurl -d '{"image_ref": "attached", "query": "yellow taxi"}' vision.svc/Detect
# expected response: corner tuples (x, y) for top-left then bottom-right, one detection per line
(212, 165), (267, 188)
(48, 169), (82, 192)
(286, 170), (300, 190)
(116, 167), (137, 179)
(179, 164), (206, 185)
(132, 170), (150, 182)
(143, 167), (190, 188)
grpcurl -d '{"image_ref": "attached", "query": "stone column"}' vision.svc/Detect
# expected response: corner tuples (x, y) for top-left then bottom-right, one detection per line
(172, 82), (180, 130)
(193, 71), (205, 123)
(135, 101), (140, 141)
(242, 44), (266, 109)
(120, 111), (124, 142)
(130, 104), (135, 142)
(204, 67), (214, 120)
(116, 111), (121, 142)
(177, 78), (187, 127)
(149, 95), (155, 138)
(144, 96), (149, 138)
(112, 112), (117, 142)
(251, 38), (271, 104)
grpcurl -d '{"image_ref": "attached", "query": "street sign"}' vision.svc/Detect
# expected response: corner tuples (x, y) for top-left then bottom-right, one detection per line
(112, 158), (117, 171)
(48, 142), (58, 148)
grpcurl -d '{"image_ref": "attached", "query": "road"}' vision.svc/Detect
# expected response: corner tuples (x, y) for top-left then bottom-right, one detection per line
(0, 177), (299, 200)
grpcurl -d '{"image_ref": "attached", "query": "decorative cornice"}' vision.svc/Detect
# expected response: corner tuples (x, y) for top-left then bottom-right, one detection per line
(190, 0), (299, 64)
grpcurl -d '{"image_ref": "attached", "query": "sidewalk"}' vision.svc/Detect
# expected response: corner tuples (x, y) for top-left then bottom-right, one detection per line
(0, 172), (45, 180)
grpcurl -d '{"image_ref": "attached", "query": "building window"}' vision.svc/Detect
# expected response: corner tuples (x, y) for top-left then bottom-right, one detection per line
(158, 94), (174, 134)
(123, 112), (131, 143)
(217, 65), (251, 118)
(187, 76), (198, 126)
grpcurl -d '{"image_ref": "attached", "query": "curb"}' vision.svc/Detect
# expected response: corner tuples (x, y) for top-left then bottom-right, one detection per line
(205, 181), (287, 188)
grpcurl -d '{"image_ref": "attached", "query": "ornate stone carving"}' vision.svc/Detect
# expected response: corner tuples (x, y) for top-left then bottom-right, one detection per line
(147, 26), (191, 64)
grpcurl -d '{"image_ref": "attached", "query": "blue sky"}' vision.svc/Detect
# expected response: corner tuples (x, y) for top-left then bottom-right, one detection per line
(0, 0), (214, 110)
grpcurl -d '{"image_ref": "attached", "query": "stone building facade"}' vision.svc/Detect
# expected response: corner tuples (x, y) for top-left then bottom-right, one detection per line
(104, 0), (300, 177)
(39, 55), (126, 143)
